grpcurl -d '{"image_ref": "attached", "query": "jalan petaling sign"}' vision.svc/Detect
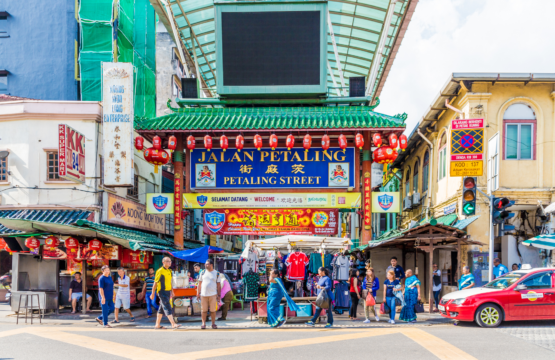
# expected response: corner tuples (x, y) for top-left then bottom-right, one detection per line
(190, 147), (355, 189)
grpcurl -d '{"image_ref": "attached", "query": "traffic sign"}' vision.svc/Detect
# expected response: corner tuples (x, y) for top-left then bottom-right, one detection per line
(450, 160), (483, 177)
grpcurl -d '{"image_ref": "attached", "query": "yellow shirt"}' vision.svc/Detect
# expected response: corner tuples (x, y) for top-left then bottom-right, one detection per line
(154, 267), (172, 292)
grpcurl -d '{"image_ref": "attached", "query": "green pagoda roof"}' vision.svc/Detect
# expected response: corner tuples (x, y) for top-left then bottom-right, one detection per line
(135, 106), (407, 132)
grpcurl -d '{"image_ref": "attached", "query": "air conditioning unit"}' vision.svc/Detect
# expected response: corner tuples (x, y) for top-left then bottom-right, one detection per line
(403, 196), (412, 211)
(412, 192), (421, 207)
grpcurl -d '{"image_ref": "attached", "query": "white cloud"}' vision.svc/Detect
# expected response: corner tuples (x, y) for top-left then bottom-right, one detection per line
(378, 0), (555, 133)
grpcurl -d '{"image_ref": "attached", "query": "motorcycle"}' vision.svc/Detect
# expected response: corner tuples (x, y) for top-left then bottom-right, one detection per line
(0, 274), (12, 305)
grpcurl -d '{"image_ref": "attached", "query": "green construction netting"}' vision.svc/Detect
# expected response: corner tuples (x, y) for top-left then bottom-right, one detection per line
(79, 0), (156, 118)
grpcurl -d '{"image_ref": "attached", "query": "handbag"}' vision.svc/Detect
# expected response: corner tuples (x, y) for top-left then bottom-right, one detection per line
(414, 300), (425, 313)
(380, 302), (390, 314)
(315, 288), (330, 309)
(365, 293), (376, 306)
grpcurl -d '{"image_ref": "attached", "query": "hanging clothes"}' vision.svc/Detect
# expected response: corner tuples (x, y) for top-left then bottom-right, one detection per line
(323, 253), (333, 271)
(333, 281), (351, 308)
(308, 252), (323, 274)
(333, 254), (350, 280)
(286, 251), (309, 281)
(242, 270), (260, 302)
(242, 248), (259, 276)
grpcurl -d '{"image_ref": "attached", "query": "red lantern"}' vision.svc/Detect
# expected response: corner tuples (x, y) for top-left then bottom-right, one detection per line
(134, 136), (144, 151)
(25, 236), (40, 250)
(388, 134), (398, 149)
(236, 135), (244, 152)
(0, 238), (6, 251)
(286, 134), (295, 150)
(389, 147), (399, 163)
(254, 134), (263, 151)
(144, 148), (170, 173)
(181, 210), (190, 220)
(373, 147), (387, 164)
(65, 237), (79, 249)
(88, 239), (102, 251)
(45, 235), (60, 249)
(338, 134), (347, 153)
(372, 133), (382, 147)
(168, 135), (177, 151)
(187, 135), (196, 152)
(269, 134), (278, 150)
(220, 135), (229, 152)
(321, 134), (330, 152)
(152, 135), (162, 150)
(355, 133), (364, 150)
(399, 134), (408, 151)
(303, 134), (312, 152)
(204, 135), (213, 151)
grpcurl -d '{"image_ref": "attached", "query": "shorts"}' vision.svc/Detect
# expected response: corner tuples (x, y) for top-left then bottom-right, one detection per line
(201, 295), (218, 313)
(71, 293), (92, 301)
(115, 295), (130, 309)
(158, 291), (172, 316)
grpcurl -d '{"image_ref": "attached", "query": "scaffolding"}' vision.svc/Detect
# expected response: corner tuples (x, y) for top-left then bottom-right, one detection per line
(79, 0), (156, 118)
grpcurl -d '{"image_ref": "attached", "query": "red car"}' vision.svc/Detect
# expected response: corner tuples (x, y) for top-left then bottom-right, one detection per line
(439, 268), (555, 327)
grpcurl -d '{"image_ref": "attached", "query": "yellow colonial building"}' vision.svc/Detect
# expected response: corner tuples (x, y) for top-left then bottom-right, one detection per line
(390, 73), (555, 284)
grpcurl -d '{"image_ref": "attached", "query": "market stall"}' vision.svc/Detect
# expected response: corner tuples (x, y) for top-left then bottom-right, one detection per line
(241, 235), (353, 323)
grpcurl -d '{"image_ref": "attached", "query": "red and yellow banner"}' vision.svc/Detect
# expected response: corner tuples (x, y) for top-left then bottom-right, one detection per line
(203, 208), (338, 236)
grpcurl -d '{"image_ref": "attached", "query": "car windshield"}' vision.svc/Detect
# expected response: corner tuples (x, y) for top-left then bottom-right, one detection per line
(483, 273), (523, 289)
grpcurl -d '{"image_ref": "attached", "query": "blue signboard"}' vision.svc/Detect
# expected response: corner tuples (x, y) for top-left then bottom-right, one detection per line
(190, 147), (355, 189)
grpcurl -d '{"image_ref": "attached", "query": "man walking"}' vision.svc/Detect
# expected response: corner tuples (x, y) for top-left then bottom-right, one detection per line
(142, 267), (158, 318)
(197, 258), (222, 329)
(96, 265), (115, 328)
(68, 272), (92, 313)
(432, 264), (441, 312)
(113, 267), (135, 323)
(386, 257), (405, 282)
(150, 257), (180, 329)
(493, 258), (509, 279)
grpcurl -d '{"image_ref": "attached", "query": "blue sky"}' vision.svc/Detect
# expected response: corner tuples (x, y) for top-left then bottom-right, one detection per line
(378, 0), (555, 133)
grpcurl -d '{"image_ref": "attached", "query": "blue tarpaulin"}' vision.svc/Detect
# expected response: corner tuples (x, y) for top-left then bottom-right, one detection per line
(169, 246), (223, 263)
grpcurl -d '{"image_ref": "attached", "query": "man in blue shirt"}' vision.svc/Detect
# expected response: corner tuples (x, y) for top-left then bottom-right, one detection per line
(493, 258), (509, 279)
(386, 257), (405, 282)
(193, 264), (201, 280)
(96, 265), (115, 328)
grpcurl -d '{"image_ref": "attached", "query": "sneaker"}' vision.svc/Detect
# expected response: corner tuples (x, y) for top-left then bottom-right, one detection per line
(305, 321), (315, 327)
(363, 319), (370, 323)
(390, 320), (396, 324)
(375, 316), (380, 322)
(324, 324), (333, 328)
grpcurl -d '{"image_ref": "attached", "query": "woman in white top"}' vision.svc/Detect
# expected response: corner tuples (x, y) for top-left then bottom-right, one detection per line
(432, 264), (442, 312)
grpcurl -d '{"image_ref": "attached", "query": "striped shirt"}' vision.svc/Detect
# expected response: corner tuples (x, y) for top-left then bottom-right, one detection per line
(145, 275), (156, 292)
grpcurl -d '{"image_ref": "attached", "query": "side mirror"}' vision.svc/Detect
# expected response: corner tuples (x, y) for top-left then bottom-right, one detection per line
(515, 283), (527, 291)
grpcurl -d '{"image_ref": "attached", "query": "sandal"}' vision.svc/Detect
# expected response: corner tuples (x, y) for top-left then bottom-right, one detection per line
(172, 325), (182, 329)
(201, 324), (206, 329)
(111, 320), (120, 324)
(212, 324), (218, 329)
(130, 317), (135, 322)
(154, 326), (166, 330)
(95, 318), (103, 325)
(103, 325), (112, 328)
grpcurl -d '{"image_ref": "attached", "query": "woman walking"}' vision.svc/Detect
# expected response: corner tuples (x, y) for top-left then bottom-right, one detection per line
(383, 270), (401, 324)
(362, 267), (380, 323)
(267, 269), (299, 328)
(399, 269), (421, 323)
(349, 269), (361, 320)
(306, 267), (334, 328)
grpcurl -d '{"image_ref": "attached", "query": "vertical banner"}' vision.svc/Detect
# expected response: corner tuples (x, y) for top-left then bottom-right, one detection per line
(174, 173), (182, 230)
(102, 62), (134, 186)
(363, 172), (371, 229)
(58, 124), (86, 183)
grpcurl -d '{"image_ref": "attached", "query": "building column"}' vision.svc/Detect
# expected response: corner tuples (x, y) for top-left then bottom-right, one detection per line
(173, 135), (184, 249)
(361, 132), (372, 244)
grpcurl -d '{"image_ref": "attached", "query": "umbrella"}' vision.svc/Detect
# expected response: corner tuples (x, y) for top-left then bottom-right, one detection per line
(544, 202), (555, 214)
(522, 234), (555, 250)
(169, 245), (223, 263)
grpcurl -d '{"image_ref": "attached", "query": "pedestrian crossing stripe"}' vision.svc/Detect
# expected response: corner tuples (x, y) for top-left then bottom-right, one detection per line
(451, 129), (484, 155)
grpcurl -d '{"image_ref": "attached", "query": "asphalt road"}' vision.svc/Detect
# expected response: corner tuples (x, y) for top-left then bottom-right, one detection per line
(1, 320), (555, 360)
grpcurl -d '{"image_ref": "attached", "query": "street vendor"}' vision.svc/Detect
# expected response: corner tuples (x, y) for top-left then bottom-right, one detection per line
(68, 272), (92, 313)
(193, 263), (201, 280)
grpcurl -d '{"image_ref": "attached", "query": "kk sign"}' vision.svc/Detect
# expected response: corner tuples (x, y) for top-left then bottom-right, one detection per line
(146, 193), (174, 214)
(190, 147), (355, 189)
(371, 192), (400, 213)
(58, 124), (85, 183)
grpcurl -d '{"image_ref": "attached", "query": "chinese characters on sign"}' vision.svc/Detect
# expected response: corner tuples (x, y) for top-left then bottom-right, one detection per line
(363, 172), (371, 229)
(190, 147), (355, 189)
(203, 208), (339, 236)
(58, 124), (86, 183)
(102, 62), (134, 186)
(174, 174), (182, 230)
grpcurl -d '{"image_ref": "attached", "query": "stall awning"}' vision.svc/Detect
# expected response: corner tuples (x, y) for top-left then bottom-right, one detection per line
(523, 234), (555, 250)
(243, 235), (352, 252)
(135, 106), (407, 133)
(170, 245), (223, 263)
(0, 209), (93, 236)
(452, 215), (480, 230)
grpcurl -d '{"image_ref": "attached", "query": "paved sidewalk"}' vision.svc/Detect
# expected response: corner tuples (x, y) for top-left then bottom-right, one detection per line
(0, 302), (451, 329)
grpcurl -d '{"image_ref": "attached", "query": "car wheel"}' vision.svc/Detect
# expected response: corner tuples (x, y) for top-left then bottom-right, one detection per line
(475, 303), (503, 328)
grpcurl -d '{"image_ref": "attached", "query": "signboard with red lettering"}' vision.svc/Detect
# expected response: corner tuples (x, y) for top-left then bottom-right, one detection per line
(122, 249), (153, 264)
(450, 118), (484, 176)
(203, 208), (338, 236)
(58, 124), (86, 183)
